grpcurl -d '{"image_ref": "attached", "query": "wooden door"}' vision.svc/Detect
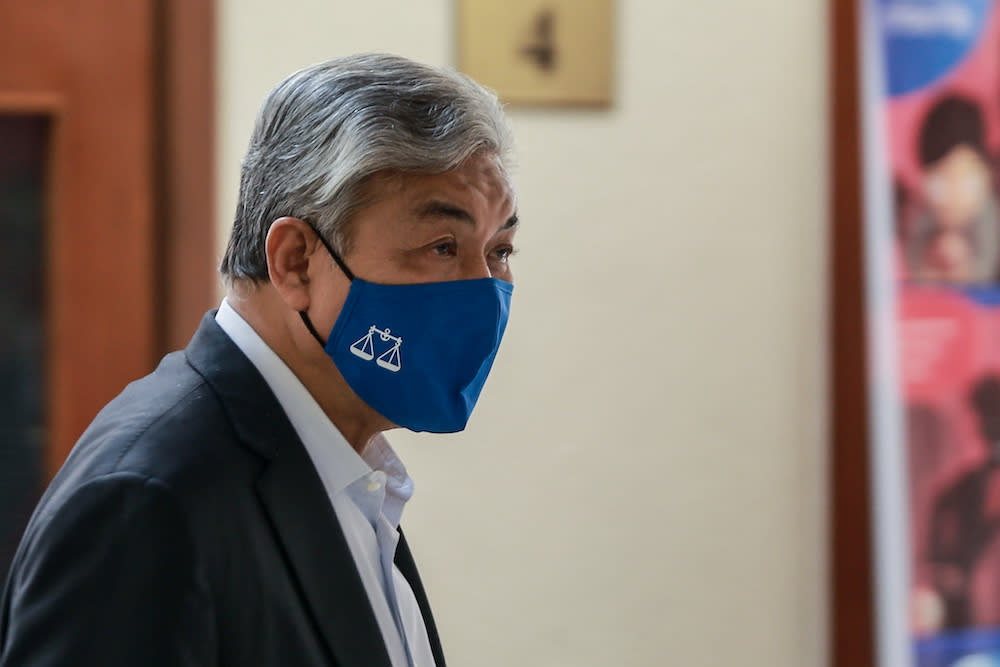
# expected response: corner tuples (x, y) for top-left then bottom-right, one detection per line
(0, 0), (214, 582)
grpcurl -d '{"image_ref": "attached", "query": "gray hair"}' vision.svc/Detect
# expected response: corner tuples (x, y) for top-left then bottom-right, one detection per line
(220, 53), (514, 283)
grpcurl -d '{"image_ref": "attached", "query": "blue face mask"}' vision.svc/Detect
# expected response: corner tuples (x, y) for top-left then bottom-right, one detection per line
(300, 230), (513, 433)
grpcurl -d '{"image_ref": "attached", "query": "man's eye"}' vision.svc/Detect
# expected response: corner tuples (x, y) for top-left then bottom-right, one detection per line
(432, 241), (456, 256)
(492, 245), (515, 261)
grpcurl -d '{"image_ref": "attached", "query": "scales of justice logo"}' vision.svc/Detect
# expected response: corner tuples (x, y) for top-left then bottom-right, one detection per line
(349, 325), (402, 372)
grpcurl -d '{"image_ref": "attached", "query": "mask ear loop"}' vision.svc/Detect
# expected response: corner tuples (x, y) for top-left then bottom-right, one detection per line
(299, 311), (328, 347)
(298, 219), (355, 348)
(310, 226), (355, 282)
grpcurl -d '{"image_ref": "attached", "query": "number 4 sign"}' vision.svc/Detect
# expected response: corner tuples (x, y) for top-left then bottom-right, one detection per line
(457, 0), (614, 106)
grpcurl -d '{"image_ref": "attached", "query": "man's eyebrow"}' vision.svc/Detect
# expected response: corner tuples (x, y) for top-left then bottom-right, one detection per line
(414, 200), (520, 231)
(414, 200), (475, 225)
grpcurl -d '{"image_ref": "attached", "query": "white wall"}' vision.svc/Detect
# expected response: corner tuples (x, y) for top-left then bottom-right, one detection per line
(217, 2), (829, 665)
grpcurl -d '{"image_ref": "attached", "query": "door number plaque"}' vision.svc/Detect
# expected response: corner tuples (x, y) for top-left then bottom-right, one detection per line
(457, 0), (614, 106)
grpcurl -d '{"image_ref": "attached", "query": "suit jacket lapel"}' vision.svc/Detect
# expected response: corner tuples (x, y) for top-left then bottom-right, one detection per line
(395, 530), (447, 667)
(257, 448), (392, 667)
(185, 313), (392, 667)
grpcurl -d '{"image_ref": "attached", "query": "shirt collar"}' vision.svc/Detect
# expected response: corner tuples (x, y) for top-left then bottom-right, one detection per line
(214, 298), (414, 524)
(364, 434), (414, 528)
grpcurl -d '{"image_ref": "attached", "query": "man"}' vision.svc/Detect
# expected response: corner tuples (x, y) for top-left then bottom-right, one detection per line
(0, 53), (517, 666)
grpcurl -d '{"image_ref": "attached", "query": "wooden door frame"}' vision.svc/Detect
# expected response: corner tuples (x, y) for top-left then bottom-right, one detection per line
(156, 0), (217, 355)
(829, 0), (875, 665)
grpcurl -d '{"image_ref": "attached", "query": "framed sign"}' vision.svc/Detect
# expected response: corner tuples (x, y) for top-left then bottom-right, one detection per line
(456, 0), (614, 106)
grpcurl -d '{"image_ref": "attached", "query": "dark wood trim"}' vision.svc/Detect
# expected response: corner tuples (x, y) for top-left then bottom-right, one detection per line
(0, 93), (64, 113)
(830, 0), (875, 664)
(156, 0), (217, 355)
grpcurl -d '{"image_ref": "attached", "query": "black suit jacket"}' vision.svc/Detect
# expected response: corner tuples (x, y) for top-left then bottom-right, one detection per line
(0, 313), (446, 666)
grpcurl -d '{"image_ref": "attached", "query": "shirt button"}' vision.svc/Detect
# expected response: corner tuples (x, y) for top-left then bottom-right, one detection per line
(366, 471), (385, 492)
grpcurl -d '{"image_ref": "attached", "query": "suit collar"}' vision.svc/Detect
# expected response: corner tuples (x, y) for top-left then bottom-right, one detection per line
(184, 312), (394, 666)
(184, 311), (291, 460)
(213, 299), (415, 530)
(214, 298), (372, 496)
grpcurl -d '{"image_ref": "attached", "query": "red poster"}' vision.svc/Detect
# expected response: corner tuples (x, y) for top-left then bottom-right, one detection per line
(869, 1), (1000, 664)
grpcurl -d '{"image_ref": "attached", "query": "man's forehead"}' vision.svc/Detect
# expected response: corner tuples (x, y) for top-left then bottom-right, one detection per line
(418, 154), (511, 194)
(373, 155), (515, 211)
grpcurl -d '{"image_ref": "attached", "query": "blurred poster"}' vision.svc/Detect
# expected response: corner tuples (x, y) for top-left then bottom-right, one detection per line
(863, 1), (1000, 665)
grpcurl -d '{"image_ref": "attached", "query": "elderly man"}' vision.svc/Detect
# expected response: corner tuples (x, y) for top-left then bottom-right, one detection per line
(0, 54), (517, 666)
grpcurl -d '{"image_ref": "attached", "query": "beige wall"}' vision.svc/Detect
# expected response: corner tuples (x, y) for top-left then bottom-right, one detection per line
(217, 2), (829, 665)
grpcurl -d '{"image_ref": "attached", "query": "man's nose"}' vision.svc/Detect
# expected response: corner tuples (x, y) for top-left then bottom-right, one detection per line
(459, 253), (492, 280)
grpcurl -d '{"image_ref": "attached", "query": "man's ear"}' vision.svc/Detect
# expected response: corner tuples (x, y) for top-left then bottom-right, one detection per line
(265, 217), (318, 312)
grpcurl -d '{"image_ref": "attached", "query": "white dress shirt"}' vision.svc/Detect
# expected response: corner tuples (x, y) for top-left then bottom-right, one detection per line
(215, 299), (435, 667)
